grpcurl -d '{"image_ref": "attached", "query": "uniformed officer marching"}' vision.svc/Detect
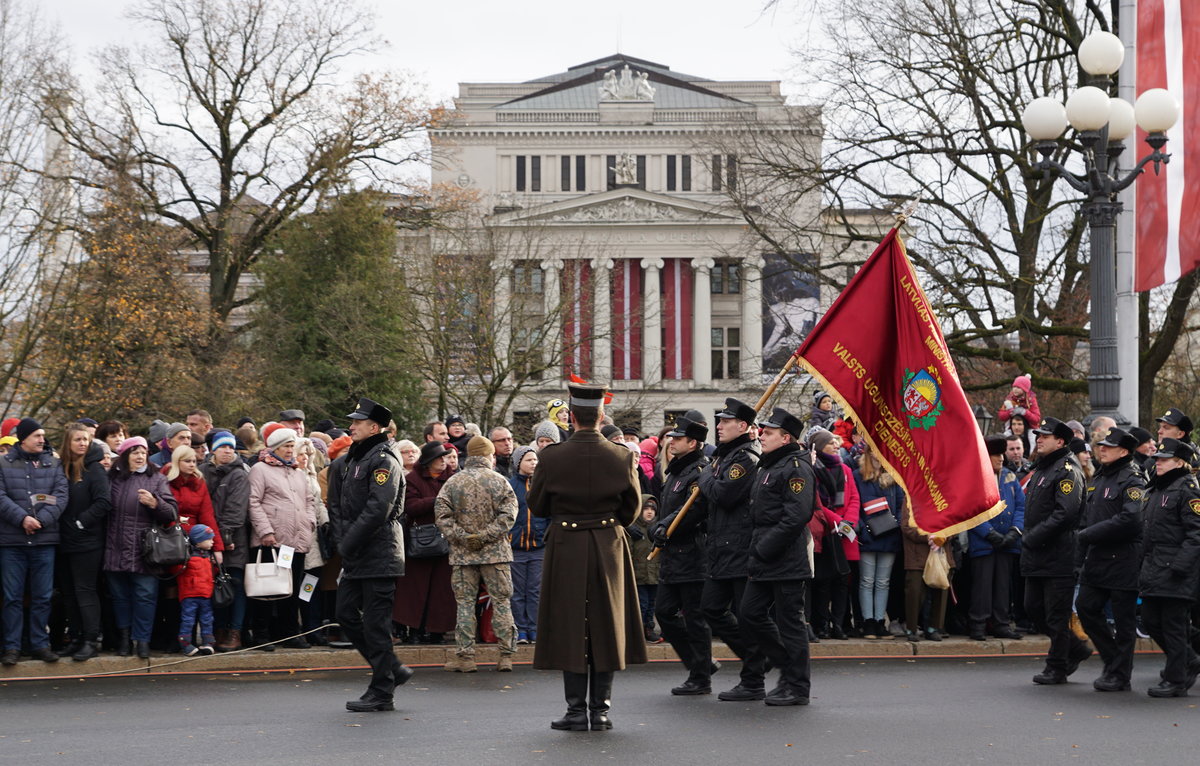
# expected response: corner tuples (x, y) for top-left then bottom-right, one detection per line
(1022, 417), (1091, 685)
(1075, 427), (1146, 692)
(1138, 438), (1200, 697)
(738, 406), (817, 706)
(697, 397), (769, 701)
(650, 413), (715, 695)
(329, 397), (412, 712)
(529, 383), (646, 731)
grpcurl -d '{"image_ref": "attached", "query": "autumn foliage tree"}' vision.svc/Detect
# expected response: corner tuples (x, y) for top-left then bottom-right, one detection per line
(34, 178), (209, 425)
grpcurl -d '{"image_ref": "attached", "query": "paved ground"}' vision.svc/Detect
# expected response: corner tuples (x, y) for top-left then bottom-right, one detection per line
(1, 657), (1195, 765)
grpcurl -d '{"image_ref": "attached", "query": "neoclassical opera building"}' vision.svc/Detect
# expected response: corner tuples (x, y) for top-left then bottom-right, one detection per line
(424, 54), (849, 432)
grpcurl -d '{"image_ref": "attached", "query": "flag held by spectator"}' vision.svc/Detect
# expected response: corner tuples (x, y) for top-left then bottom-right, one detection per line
(796, 228), (1002, 536)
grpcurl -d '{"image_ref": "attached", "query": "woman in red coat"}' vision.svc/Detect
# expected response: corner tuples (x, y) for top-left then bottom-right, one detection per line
(165, 446), (225, 563)
(393, 442), (457, 642)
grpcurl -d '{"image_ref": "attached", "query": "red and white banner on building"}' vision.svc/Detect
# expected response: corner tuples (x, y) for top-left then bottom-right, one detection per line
(1136, 0), (1200, 290)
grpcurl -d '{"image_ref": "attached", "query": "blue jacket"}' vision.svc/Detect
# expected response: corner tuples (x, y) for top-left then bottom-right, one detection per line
(509, 473), (548, 551)
(967, 467), (1025, 557)
(0, 446), (70, 546)
(853, 471), (904, 553)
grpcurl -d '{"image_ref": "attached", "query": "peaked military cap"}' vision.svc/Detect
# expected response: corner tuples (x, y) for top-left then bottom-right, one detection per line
(1096, 427), (1139, 452)
(346, 397), (392, 427)
(715, 397), (757, 424)
(1151, 438), (1197, 463)
(760, 407), (805, 440)
(666, 415), (708, 442)
(567, 383), (608, 409)
(1156, 408), (1194, 434)
(1032, 417), (1074, 443)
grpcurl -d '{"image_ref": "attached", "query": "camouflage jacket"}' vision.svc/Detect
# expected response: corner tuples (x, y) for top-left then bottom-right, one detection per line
(434, 456), (519, 565)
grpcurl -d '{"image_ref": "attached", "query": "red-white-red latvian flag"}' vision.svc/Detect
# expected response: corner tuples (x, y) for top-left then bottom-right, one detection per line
(796, 228), (1002, 536)
(1136, 0), (1199, 290)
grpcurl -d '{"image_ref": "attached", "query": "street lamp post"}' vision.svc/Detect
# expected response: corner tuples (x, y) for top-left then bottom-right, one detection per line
(1021, 31), (1180, 425)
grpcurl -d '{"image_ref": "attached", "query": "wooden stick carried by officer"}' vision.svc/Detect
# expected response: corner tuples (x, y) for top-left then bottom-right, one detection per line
(649, 350), (802, 560)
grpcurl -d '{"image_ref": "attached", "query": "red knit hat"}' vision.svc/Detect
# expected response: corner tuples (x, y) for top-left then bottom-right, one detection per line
(0, 417), (19, 438)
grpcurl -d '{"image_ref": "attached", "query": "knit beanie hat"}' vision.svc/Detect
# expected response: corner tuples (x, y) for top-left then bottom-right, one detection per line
(547, 399), (568, 423)
(0, 417), (19, 438)
(165, 422), (189, 441)
(260, 421), (283, 445)
(266, 424), (297, 449)
(1011, 374), (1032, 394)
(512, 445), (536, 470)
(446, 414), (465, 427)
(813, 391), (832, 407)
(188, 524), (215, 545)
(210, 430), (236, 451)
(14, 417), (42, 442)
(147, 419), (169, 445)
(808, 428), (838, 453)
(118, 436), (148, 455)
(467, 435), (495, 457)
(601, 424), (622, 440)
(533, 421), (561, 444)
(328, 434), (353, 460)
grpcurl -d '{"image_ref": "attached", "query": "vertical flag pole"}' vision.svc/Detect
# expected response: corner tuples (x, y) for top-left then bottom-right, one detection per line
(1116, 0), (1140, 424)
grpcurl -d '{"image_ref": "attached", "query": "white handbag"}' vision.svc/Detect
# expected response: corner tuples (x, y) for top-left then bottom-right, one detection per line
(244, 547), (294, 600)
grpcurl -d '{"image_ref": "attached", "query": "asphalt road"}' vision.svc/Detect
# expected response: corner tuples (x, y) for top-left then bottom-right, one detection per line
(1, 657), (1196, 765)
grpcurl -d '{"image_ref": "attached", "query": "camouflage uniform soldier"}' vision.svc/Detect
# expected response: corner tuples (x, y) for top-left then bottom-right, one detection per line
(434, 436), (519, 672)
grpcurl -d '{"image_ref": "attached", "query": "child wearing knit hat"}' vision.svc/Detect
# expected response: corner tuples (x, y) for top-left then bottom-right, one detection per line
(177, 524), (218, 656)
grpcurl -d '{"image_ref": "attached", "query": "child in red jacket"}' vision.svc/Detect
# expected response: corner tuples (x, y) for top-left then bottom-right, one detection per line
(178, 524), (216, 656)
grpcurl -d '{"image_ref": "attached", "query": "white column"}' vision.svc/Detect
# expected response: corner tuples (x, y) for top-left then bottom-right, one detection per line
(491, 259), (511, 366)
(541, 258), (563, 385)
(740, 255), (763, 386)
(1116, 2), (1138, 425)
(692, 257), (714, 387)
(592, 257), (613, 382)
(642, 257), (664, 386)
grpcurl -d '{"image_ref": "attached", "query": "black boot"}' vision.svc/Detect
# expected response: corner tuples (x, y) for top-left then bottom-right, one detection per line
(59, 637), (85, 659)
(550, 671), (590, 731)
(73, 641), (100, 662)
(589, 668), (614, 731)
(134, 639), (151, 660)
(115, 629), (131, 657)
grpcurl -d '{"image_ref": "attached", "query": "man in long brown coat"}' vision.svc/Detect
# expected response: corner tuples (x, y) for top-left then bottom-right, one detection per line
(529, 383), (646, 732)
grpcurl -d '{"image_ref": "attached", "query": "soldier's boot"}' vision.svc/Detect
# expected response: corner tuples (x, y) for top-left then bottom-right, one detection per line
(588, 668), (614, 731)
(496, 654), (514, 672)
(551, 671), (589, 731)
(443, 654), (478, 673)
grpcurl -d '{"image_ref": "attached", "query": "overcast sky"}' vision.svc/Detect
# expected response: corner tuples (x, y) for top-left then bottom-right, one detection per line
(40, 0), (818, 105)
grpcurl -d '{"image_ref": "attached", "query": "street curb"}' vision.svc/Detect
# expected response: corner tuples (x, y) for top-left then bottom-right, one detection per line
(0, 637), (1164, 682)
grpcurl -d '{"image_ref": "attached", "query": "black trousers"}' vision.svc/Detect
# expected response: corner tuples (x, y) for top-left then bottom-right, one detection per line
(811, 571), (848, 634)
(655, 581), (711, 680)
(1025, 576), (1087, 673)
(739, 579), (811, 696)
(1142, 596), (1199, 685)
(336, 576), (406, 698)
(59, 549), (104, 640)
(968, 553), (1015, 633)
(701, 576), (767, 688)
(1075, 584), (1137, 683)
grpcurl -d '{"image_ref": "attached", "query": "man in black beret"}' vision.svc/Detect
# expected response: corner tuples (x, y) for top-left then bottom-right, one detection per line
(651, 413), (715, 696)
(1022, 417), (1091, 685)
(329, 397), (411, 712)
(1076, 427), (1146, 692)
(698, 398), (768, 701)
(738, 406), (816, 706)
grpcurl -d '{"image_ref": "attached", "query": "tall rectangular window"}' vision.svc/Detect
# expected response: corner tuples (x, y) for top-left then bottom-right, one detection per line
(606, 155), (616, 190)
(681, 155), (692, 191)
(712, 327), (741, 379)
(530, 156), (541, 192)
(636, 155), (646, 188)
(666, 155), (677, 191)
(516, 155), (526, 192)
(561, 156), (571, 192)
(711, 261), (741, 294)
(726, 155), (737, 191)
(711, 154), (722, 192)
(575, 155), (586, 191)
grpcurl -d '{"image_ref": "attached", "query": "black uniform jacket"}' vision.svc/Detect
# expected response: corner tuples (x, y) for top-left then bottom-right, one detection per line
(1020, 446), (1084, 578)
(747, 443), (816, 582)
(329, 433), (406, 580)
(698, 434), (760, 580)
(653, 449), (710, 584)
(1077, 454), (1145, 591)
(1139, 466), (1200, 601)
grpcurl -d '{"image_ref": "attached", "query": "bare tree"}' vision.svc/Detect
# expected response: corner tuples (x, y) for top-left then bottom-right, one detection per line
(0, 0), (81, 418)
(40, 0), (445, 343)
(738, 0), (1196, 421)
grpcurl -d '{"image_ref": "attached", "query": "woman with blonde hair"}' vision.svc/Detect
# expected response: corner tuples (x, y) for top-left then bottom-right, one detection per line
(165, 446), (225, 561)
(853, 445), (905, 639)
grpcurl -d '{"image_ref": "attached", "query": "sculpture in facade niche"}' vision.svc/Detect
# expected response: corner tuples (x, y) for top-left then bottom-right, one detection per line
(599, 65), (655, 101)
(612, 153), (637, 184)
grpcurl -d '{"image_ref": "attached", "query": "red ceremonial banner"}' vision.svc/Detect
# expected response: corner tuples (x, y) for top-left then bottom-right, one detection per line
(796, 228), (1002, 536)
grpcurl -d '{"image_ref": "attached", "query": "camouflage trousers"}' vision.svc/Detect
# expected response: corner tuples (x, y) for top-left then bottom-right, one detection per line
(450, 563), (516, 657)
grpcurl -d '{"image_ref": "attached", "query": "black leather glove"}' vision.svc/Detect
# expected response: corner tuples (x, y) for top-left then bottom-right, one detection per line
(1001, 529), (1021, 548)
(650, 524), (669, 547)
(986, 530), (1006, 549)
(626, 525), (645, 541)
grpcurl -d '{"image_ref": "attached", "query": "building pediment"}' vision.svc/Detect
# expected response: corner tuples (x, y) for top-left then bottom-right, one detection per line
(490, 189), (742, 226)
